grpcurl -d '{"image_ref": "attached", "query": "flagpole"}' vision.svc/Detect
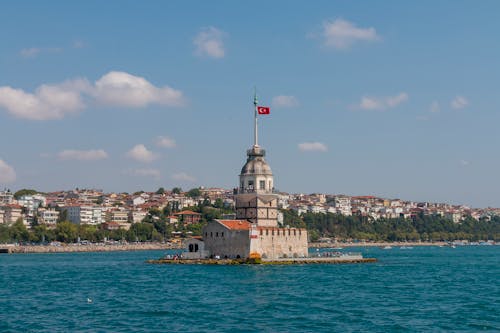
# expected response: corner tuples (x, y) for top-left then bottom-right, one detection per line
(254, 88), (258, 147)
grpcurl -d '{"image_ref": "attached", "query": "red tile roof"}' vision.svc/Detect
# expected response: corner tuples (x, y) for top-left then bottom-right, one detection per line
(218, 220), (251, 230)
(175, 210), (201, 216)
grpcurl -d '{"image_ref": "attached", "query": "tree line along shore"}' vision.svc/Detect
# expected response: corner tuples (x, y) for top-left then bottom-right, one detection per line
(1, 201), (499, 248)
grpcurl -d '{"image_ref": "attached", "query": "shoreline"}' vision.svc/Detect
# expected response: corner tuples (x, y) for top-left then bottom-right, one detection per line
(1, 242), (182, 254)
(0, 241), (453, 254)
(309, 241), (448, 248)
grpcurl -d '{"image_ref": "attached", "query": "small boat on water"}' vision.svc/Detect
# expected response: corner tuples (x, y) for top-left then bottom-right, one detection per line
(382, 245), (392, 250)
(400, 246), (414, 249)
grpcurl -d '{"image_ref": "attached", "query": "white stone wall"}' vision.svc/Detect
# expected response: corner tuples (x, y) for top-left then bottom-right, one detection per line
(202, 222), (250, 259)
(250, 227), (308, 259)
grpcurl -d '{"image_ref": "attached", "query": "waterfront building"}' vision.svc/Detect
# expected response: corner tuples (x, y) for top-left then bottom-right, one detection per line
(38, 208), (59, 225)
(174, 210), (202, 225)
(200, 96), (308, 259)
(63, 205), (104, 225)
(0, 190), (14, 205)
(1, 204), (23, 224)
(105, 209), (130, 229)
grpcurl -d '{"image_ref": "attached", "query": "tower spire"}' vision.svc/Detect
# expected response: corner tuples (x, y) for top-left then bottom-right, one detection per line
(253, 87), (258, 147)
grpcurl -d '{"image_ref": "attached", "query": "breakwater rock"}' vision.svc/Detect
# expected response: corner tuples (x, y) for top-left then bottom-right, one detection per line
(147, 257), (377, 265)
(3, 243), (182, 254)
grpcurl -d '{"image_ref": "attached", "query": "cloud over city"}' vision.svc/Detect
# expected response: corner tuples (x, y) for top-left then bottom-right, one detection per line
(451, 95), (468, 109)
(129, 168), (161, 179)
(358, 92), (408, 111)
(155, 136), (177, 148)
(194, 26), (226, 58)
(92, 71), (184, 108)
(322, 19), (380, 49)
(0, 71), (184, 120)
(126, 144), (158, 163)
(298, 142), (328, 152)
(172, 172), (196, 182)
(272, 95), (299, 108)
(0, 159), (16, 183)
(58, 149), (109, 161)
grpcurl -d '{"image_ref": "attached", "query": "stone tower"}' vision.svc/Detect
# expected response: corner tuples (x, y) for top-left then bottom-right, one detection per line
(234, 94), (279, 227)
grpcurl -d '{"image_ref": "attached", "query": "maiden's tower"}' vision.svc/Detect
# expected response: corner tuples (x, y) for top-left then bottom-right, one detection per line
(200, 95), (308, 259)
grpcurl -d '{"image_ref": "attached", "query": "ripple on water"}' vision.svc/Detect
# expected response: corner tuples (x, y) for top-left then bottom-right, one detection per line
(0, 248), (499, 332)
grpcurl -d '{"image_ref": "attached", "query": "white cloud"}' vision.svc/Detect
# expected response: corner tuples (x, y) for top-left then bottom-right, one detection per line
(0, 79), (90, 120)
(58, 149), (108, 161)
(92, 71), (184, 108)
(323, 19), (380, 49)
(359, 92), (408, 111)
(72, 40), (85, 49)
(298, 142), (328, 152)
(0, 71), (185, 120)
(126, 144), (158, 163)
(130, 168), (161, 179)
(0, 159), (16, 183)
(20, 48), (41, 58)
(20, 47), (62, 58)
(451, 95), (468, 109)
(194, 26), (226, 58)
(430, 101), (440, 113)
(155, 136), (176, 148)
(172, 172), (196, 182)
(272, 95), (299, 108)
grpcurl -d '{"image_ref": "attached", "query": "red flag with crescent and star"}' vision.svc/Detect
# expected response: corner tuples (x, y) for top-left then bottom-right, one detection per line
(257, 106), (270, 115)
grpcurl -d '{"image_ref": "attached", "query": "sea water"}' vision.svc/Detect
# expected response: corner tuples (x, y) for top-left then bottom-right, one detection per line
(0, 246), (498, 332)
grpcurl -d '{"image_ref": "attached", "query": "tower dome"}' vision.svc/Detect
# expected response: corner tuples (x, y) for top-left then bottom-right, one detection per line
(239, 145), (274, 194)
(240, 146), (272, 176)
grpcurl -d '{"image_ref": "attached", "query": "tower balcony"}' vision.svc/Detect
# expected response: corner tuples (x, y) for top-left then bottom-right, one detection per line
(238, 187), (277, 195)
(247, 147), (265, 157)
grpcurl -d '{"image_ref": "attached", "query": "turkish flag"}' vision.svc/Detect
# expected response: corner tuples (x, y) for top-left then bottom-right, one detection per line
(257, 106), (270, 115)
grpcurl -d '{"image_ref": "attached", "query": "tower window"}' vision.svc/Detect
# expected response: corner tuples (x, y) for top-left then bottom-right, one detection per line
(259, 180), (265, 190)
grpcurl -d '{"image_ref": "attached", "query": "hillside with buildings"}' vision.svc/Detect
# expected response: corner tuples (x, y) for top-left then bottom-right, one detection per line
(0, 187), (499, 243)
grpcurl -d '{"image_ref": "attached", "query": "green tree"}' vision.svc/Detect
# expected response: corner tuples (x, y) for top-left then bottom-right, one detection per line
(10, 219), (30, 242)
(55, 221), (78, 243)
(30, 224), (53, 243)
(155, 187), (165, 195)
(57, 209), (68, 223)
(172, 187), (182, 195)
(0, 224), (10, 243)
(186, 188), (201, 198)
(14, 189), (38, 199)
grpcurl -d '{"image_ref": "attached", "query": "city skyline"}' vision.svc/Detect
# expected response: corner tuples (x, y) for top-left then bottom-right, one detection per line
(1, 1), (500, 207)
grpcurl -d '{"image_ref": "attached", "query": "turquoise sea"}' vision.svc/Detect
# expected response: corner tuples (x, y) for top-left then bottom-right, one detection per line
(0, 246), (498, 332)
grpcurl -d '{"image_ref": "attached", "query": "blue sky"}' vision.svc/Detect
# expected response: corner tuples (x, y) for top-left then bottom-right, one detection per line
(1, 1), (499, 207)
